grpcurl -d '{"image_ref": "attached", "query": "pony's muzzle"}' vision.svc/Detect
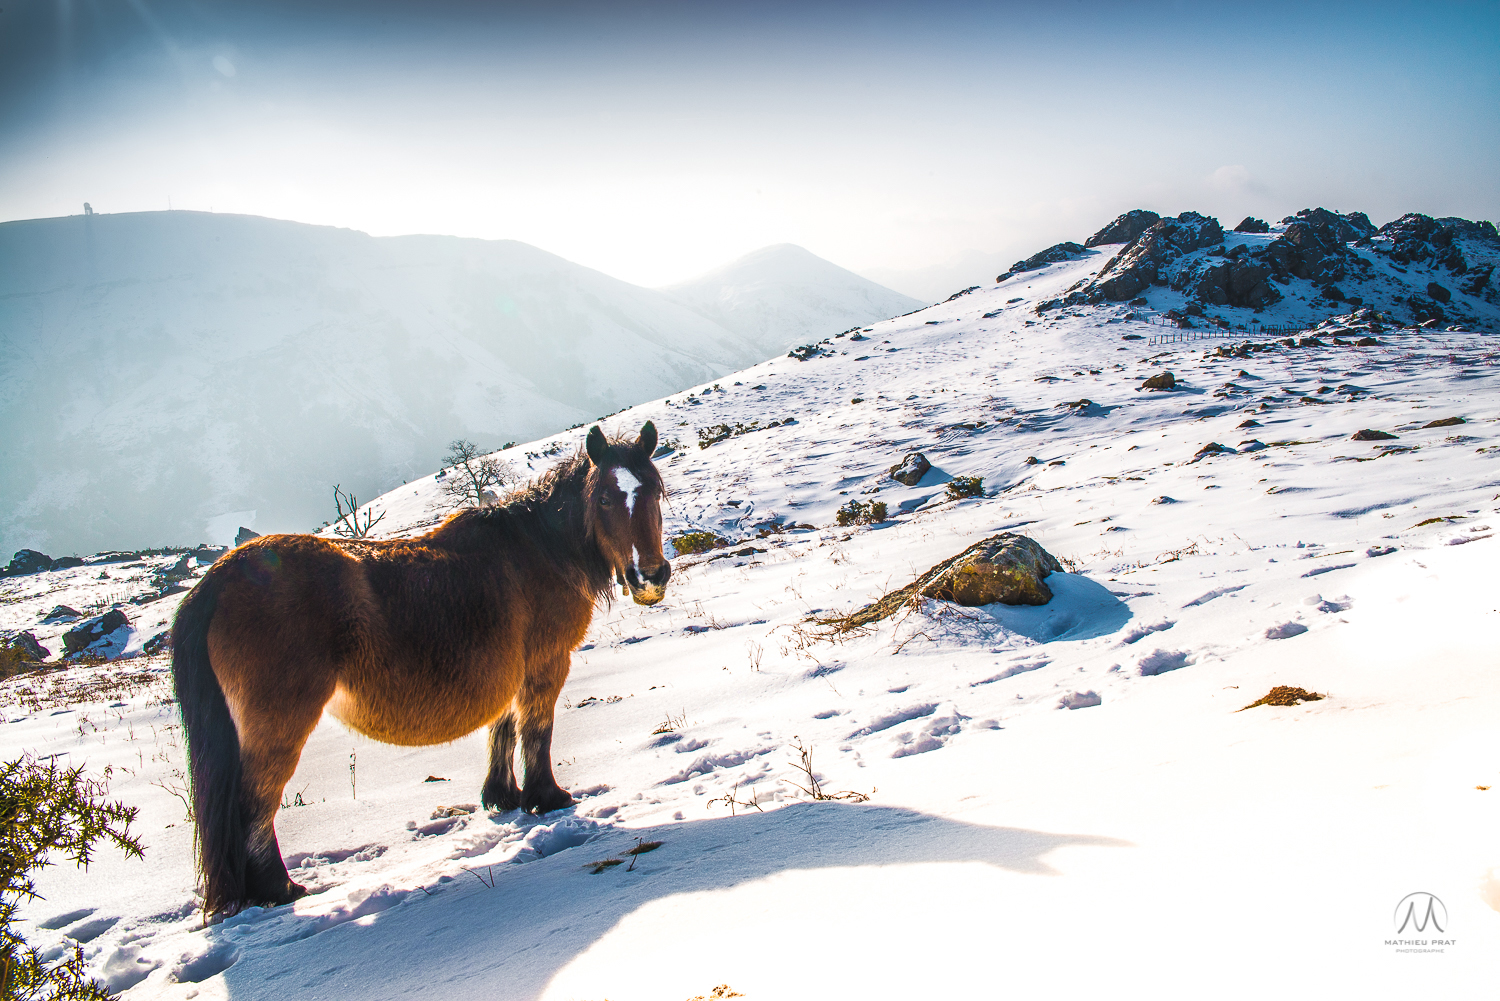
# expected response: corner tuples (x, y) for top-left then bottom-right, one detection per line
(625, 562), (671, 606)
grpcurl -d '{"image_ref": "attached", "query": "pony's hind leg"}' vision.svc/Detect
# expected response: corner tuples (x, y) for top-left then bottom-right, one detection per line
(516, 657), (574, 815)
(480, 708), (521, 811)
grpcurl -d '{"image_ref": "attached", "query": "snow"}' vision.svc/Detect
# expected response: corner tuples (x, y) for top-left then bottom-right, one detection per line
(3, 232), (1499, 997)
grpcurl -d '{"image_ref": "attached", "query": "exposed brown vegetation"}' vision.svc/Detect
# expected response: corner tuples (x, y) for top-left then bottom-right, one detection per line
(1238, 686), (1325, 711)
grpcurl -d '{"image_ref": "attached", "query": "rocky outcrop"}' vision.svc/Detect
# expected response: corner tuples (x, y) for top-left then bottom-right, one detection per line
(1085, 210), (1160, 248)
(234, 527), (261, 546)
(1378, 214), (1497, 274)
(3, 550), (55, 576)
(1172, 249), (1281, 309)
(1279, 208), (1376, 244)
(1141, 371), (1176, 390)
(1003, 242), (1088, 280)
(62, 608), (131, 657)
(1234, 217), (1270, 233)
(1091, 212), (1224, 301)
(888, 451), (931, 486)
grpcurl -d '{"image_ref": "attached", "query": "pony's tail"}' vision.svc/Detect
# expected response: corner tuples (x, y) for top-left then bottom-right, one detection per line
(171, 571), (246, 915)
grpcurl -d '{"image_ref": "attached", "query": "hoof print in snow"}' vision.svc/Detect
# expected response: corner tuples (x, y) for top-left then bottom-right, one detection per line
(1141, 371), (1176, 391)
(1265, 621), (1309, 639)
(1057, 691), (1101, 710)
(1239, 686), (1324, 711)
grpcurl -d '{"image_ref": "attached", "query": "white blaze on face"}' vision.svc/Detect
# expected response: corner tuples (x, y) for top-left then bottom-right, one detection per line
(613, 467), (643, 517)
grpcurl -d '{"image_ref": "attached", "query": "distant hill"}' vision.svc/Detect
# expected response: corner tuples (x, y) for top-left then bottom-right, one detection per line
(659, 243), (924, 357)
(0, 214), (724, 555)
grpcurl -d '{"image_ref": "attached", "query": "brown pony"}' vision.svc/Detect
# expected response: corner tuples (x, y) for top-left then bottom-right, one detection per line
(171, 423), (669, 917)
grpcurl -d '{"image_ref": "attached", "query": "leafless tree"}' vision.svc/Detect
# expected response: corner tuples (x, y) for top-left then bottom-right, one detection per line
(441, 440), (514, 509)
(331, 484), (387, 539)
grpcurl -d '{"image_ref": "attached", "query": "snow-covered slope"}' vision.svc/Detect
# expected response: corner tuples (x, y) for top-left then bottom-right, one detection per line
(3, 207), (1498, 999)
(659, 243), (924, 358)
(0, 212), (768, 558)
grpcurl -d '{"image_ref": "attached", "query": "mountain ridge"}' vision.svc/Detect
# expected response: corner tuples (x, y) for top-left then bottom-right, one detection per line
(0, 211), (918, 556)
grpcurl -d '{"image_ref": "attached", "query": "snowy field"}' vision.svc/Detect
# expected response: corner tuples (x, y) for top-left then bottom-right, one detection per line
(3, 224), (1499, 999)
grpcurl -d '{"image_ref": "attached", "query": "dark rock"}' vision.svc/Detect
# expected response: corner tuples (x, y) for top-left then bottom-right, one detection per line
(1091, 212), (1224, 301)
(235, 527), (261, 546)
(919, 534), (1063, 607)
(1142, 371), (1176, 391)
(41, 605), (82, 623)
(4, 550), (54, 576)
(1129, 297), (1148, 306)
(61, 609), (131, 657)
(1297, 336), (1325, 348)
(996, 272), (1013, 283)
(1355, 336), (1380, 346)
(1085, 209), (1161, 248)
(1407, 296), (1445, 324)
(1280, 208), (1376, 243)
(1460, 265), (1492, 297)
(1024, 456), (1040, 465)
(1426, 282), (1452, 303)
(7, 631), (49, 662)
(1321, 285), (1345, 301)
(1351, 429), (1397, 441)
(51, 556), (85, 569)
(1423, 417), (1465, 428)
(1010, 242), (1088, 274)
(889, 451), (931, 486)
(1234, 217), (1270, 234)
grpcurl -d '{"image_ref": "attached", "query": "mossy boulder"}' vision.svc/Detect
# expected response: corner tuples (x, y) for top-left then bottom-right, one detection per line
(919, 534), (1063, 606)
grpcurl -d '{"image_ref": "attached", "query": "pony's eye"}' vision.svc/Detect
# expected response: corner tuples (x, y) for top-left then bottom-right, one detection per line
(599, 494), (612, 507)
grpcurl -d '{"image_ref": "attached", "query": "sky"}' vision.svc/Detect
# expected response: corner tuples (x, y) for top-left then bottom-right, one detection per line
(1, 0), (1497, 291)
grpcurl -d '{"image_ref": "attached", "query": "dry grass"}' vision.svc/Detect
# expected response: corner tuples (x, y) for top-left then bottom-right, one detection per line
(0, 654), (172, 713)
(1238, 686), (1325, 711)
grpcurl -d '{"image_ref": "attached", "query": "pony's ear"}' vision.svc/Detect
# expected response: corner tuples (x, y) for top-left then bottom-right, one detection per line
(585, 426), (610, 466)
(638, 421), (657, 457)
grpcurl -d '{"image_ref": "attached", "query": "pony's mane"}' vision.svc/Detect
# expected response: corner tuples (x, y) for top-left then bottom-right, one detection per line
(433, 439), (659, 603)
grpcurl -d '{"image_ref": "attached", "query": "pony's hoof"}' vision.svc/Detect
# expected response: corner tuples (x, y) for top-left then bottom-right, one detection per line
(481, 783), (521, 812)
(523, 789), (575, 815)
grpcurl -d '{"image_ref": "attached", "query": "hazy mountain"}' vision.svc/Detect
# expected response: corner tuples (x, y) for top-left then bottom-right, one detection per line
(855, 249), (1021, 303)
(0, 211), (765, 556)
(659, 243), (924, 356)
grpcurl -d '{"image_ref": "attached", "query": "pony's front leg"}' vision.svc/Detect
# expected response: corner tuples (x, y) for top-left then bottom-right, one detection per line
(516, 657), (574, 815)
(480, 709), (521, 811)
